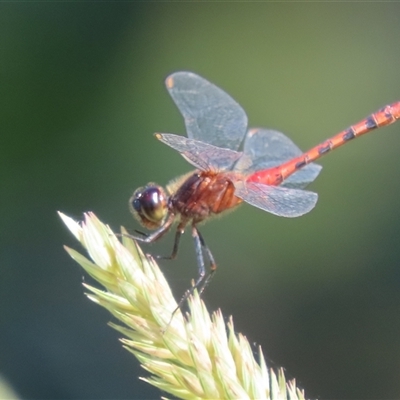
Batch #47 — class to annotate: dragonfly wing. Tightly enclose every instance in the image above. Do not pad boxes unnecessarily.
[165,72,248,151]
[234,180,318,218]
[156,133,242,171]
[234,128,322,188]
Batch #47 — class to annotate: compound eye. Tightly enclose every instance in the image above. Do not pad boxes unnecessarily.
[129,184,167,229]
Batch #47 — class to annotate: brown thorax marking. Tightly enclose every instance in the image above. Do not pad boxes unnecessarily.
[167,170,243,223]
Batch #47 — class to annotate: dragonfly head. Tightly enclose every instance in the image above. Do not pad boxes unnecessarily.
[129,183,168,229]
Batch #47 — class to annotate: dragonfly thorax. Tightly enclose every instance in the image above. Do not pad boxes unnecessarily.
[169,171,243,223]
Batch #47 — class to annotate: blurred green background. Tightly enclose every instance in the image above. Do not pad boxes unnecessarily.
[2,2,400,399]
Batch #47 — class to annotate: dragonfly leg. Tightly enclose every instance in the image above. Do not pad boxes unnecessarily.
[171,225,205,316]
[192,225,206,288]
[195,227,217,295]
[122,214,175,244]
[156,222,185,260]
[165,225,218,329]
[174,225,217,311]
[133,229,148,238]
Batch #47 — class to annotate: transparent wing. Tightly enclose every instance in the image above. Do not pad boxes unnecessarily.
[166,71,248,151]
[156,133,242,171]
[234,128,322,189]
[234,180,318,218]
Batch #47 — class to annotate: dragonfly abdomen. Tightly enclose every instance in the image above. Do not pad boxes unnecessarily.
[247,101,400,186]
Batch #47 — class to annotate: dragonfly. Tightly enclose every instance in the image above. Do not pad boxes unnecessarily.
[129,71,400,298]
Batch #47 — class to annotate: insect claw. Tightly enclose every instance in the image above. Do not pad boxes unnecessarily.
[134,229,149,238]
[154,254,167,260]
